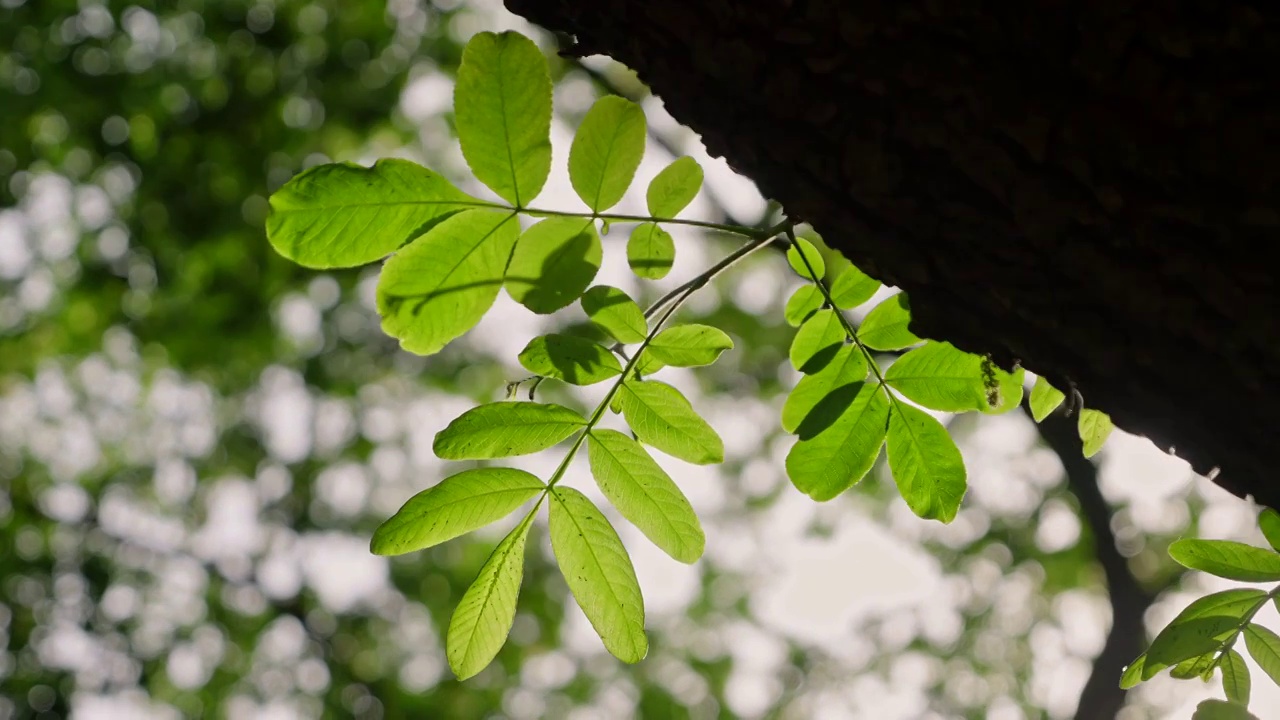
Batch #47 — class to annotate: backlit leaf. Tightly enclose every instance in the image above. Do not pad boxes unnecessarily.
[1078,409,1113,457]
[569,96,646,212]
[887,403,967,523]
[785,285,824,327]
[1029,376,1065,422]
[433,402,586,460]
[518,334,622,386]
[266,159,478,269]
[786,381,889,501]
[1192,700,1259,720]
[790,309,846,373]
[787,237,825,280]
[455,31,552,206]
[1142,588,1267,679]
[370,468,544,556]
[829,265,881,309]
[1221,649,1251,705]
[858,294,920,351]
[1259,509,1280,553]
[627,223,675,280]
[885,341,997,413]
[617,380,723,464]
[1244,623,1280,687]
[549,487,648,662]
[1169,539,1280,582]
[1119,654,1146,689]
[782,344,869,434]
[447,511,533,680]
[581,286,647,344]
[647,325,733,368]
[587,429,705,563]
[505,218,601,314]
[376,209,518,356]
[646,156,703,218]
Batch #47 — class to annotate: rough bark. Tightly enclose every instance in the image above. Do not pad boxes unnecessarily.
[508,0,1280,509]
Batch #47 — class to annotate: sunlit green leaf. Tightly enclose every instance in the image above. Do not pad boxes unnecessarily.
[786,381,889,501]
[581,285,647,344]
[370,468,544,556]
[455,31,552,206]
[785,285,825,327]
[1192,700,1259,720]
[886,403,967,523]
[782,344,869,434]
[829,265,881,309]
[505,218,601,314]
[885,341,996,413]
[790,309,847,374]
[646,156,703,218]
[447,511,533,680]
[981,361,1026,415]
[627,222,675,280]
[588,429,705,563]
[433,402,586,460]
[647,325,733,368]
[787,237,825,280]
[266,159,479,269]
[569,96,646,212]
[1078,408,1113,458]
[1260,509,1280,553]
[1119,654,1146,689]
[1168,540,1280,583]
[1221,649,1251,705]
[518,334,622,386]
[1142,588,1268,679]
[1029,376,1066,422]
[1170,652,1217,679]
[376,209,518,356]
[858,294,920,351]
[618,380,723,464]
[549,487,648,662]
[1244,623,1280,687]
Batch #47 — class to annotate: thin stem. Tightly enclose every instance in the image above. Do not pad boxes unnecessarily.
[543,231,783,492]
[522,205,777,239]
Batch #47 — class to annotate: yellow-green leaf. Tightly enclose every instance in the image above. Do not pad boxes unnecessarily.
[505,218,601,314]
[447,511,533,680]
[646,156,702,218]
[569,96,646,212]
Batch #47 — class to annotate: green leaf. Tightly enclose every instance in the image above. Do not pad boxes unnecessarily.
[787,237,825,280]
[790,309,847,374]
[857,294,920,351]
[617,380,723,464]
[646,325,734,368]
[455,31,552,206]
[1142,588,1268,679]
[786,381,889,501]
[981,361,1026,415]
[518,334,623,386]
[646,156,703,218]
[886,403,967,523]
[569,95,647,212]
[1029,376,1065,422]
[266,159,478,269]
[1192,700,1259,720]
[885,341,1001,413]
[1222,649,1251,705]
[446,512,533,680]
[627,223,675,280]
[433,402,586,460]
[587,429,705,563]
[370,468,544,556]
[829,265,881,309]
[505,218,602,314]
[549,487,648,663]
[1168,540,1280,582]
[1244,623,1280,687]
[781,344,869,434]
[1260,509,1280,553]
[785,285,825,327]
[581,286,647,344]
[376,209,519,356]
[1078,408,1113,458]
[1119,654,1146,689]
[1170,652,1219,679]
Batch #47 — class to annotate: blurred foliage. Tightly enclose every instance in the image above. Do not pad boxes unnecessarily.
[0,1,1224,718]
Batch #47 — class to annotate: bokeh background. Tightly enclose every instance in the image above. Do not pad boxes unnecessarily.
[2,1,1278,718]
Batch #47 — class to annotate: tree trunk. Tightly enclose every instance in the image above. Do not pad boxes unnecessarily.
[508,0,1280,509]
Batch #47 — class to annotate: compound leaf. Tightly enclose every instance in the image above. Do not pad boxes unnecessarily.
[1142,588,1268,679]
[647,325,733,368]
[370,468,544,556]
[618,380,723,464]
[1169,540,1280,583]
[433,402,586,460]
[376,209,518,356]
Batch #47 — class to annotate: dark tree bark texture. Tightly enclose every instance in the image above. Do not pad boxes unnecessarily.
[508,0,1280,509]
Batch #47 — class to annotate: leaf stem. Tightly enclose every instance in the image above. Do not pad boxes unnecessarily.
[522,206,781,239]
